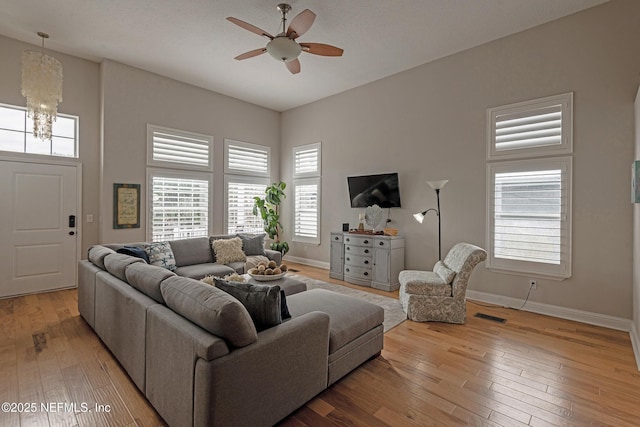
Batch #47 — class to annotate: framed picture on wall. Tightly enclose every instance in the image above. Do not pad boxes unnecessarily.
[113,183,141,228]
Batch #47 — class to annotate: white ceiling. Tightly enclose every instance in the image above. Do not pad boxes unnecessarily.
[1,0,608,112]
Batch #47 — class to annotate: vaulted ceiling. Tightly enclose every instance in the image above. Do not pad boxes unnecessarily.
[0,0,608,111]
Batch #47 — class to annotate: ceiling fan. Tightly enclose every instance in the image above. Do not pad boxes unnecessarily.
[227,3,344,74]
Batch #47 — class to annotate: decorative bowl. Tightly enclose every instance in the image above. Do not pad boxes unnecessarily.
[248,272,286,282]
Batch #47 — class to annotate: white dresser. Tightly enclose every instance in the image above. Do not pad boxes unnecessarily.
[330,232,405,291]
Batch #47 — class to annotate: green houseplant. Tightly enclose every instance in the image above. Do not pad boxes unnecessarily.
[253,181,289,256]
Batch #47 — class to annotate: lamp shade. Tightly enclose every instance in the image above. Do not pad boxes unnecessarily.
[266,37,302,62]
[426,180,448,190]
[413,212,426,223]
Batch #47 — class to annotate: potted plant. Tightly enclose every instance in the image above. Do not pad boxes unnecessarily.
[253,181,289,256]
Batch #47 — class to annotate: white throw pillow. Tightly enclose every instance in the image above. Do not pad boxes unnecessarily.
[212,237,247,265]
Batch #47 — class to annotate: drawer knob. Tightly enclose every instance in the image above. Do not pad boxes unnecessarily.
[346,238,350,242]
[364,260,369,264]
[334,237,339,241]
[364,240,369,244]
[379,242,384,246]
[346,268,350,272]
[346,246,350,251]
[346,257,350,261]
[364,272,369,276]
[364,249,369,254]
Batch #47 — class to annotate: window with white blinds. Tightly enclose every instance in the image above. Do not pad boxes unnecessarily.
[148,170,210,242]
[292,143,321,244]
[0,103,78,158]
[487,93,573,279]
[224,139,270,176]
[487,93,572,160]
[147,124,212,170]
[223,139,271,234]
[293,178,321,244]
[487,158,572,278]
[293,142,321,178]
[225,176,268,234]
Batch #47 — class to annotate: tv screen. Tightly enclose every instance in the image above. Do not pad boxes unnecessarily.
[348,173,401,208]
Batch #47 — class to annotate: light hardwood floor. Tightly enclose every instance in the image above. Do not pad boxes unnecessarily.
[1,262,639,426]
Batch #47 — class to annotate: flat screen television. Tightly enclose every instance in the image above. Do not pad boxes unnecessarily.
[347,172,401,208]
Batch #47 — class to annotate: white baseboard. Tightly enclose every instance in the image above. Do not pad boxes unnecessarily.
[466,290,632,332]
[284,255,330,270]
[631,322,640,371]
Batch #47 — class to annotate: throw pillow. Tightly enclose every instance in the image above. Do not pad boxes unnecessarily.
[214,278,282,330]
[212,237,247,265]
[116,246,150,263]
[144,241,176,271]
[434,260,456,284]
[245,255,270,271]
[238,233,267,256]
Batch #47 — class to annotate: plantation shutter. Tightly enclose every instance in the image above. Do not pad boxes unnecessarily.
[487,93,572,160]
[225,140,270,176]
[150,175,209,242]
[148,125,212,169]
[292,142,321,244]
[494,105,562,151]
[294,180,320,240]
[226,179,268,234]
[487,157,572,278]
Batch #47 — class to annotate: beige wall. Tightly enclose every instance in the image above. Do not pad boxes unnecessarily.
[281,0,640,319]
[0,35,101,253]
[100,60,280,243]
[633,87,640,345]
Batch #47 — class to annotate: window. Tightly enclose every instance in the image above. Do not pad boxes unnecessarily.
[146,125,213,241]
[292,143,321,244]
[487,158,572,278]
[224,139,271,234]
[147,124,212,170]
[486,94,573,279]
[225,176,268,234]
[487,93,573,160]
[0,103,78,158]
[224,139,270,177]
[147,169,210,242]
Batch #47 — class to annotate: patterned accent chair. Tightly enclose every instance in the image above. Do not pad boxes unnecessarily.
[398,243,486,324]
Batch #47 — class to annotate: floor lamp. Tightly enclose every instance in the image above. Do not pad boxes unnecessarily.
[413,180,448,260]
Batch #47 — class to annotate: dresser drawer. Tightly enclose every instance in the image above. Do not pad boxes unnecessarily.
[343,265,372,280]
[331,233,343,243]
[344,253,372,268]
[343,235,373,247]
[344,245,372,256]
[374,238,391,249]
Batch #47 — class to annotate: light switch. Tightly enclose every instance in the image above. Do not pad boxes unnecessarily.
[86,214,94,223]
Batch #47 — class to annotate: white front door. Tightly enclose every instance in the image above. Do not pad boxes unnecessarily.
[0,160,79,298]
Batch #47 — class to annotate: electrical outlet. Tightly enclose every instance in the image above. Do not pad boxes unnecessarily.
[529,279,537,289]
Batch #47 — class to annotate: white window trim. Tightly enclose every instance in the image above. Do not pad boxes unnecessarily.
[146,124,213,171]
[485,156,572,280]
[293,142,322,178]
[487,93,573,161]
[292,176,322,245]
[224,139,271,177]
[0,102,79,158]
[223,174,270,235]
[146,167,213,242]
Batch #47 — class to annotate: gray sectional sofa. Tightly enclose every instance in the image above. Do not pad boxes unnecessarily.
[77,235,384,427]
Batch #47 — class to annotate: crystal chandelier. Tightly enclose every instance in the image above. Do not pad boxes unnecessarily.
[21,32,63,141]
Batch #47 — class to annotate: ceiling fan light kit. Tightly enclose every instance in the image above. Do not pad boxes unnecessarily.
[227,3,343,74]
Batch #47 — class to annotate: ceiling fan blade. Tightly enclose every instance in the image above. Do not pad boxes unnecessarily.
[286,9,316,39]
[227,17,274,39]
[286,58,301,74]
[300,43,344,57]
[234,48,267,60]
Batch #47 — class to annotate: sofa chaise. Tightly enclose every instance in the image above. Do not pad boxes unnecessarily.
[77,234,384,427]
